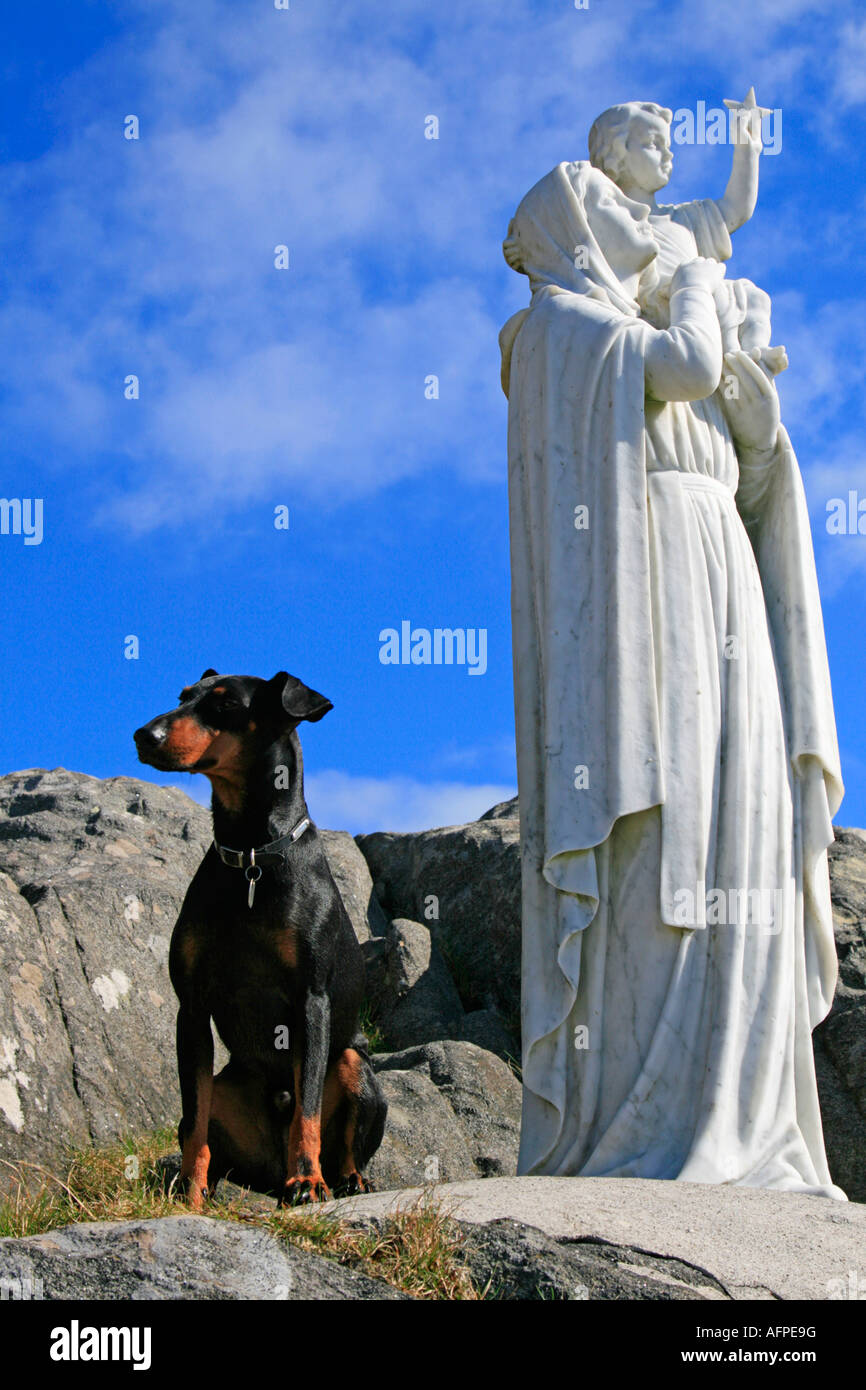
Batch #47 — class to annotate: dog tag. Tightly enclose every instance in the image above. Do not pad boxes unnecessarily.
[246,864,262,908]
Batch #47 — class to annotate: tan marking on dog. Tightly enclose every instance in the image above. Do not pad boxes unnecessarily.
[286,1112,328,1198]
[178,930,202,975]
[163,716,216,768]
[180,1066,214,1208]
[285,1062,328,1193]
[210,1071,273,1156]
[200,731,250,812]
[322,1049,365,1178]
[275,927,299,970]
[336,1048,363,1096]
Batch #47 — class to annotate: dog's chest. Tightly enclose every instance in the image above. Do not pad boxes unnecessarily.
[201,926,302,1064]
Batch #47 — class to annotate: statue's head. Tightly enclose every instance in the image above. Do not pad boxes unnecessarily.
[502,162,657,313]
[589,103,673,197]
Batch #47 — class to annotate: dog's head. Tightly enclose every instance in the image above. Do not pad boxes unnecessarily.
[133,669,332,779]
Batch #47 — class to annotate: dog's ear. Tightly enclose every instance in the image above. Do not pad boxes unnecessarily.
[200,668,218,681]
[264,671,333,724]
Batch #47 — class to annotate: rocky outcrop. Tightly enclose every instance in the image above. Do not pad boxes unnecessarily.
[827,828,866,988]
[0,769,213,1171]
[3,1171,865,1300]
[814,828,866,1202]
[0,1215,406,1300]
[456,1218,732,1300]
[357,815,521,1033]
[318,830,389,944]
[362,919,464,1050]
[367,1041,521,1190]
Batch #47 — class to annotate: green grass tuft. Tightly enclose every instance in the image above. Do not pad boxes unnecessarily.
[358,998,387,1054]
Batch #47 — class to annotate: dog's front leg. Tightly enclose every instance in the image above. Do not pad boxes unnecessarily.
[177,1003,214,1211]
[282,990,331,1205]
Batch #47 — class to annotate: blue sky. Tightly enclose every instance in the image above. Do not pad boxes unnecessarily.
[0,0,864,832]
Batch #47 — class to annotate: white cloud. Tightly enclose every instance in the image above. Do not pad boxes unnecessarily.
[833,20,866,107]
[306,769,516,835]
[799,433,866,596]
[93,281,506,531]
[1,0,862,533]
[435,735,517,774]
[771,293,866,443]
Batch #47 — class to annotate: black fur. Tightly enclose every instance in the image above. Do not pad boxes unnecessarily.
[134,669,387,1203]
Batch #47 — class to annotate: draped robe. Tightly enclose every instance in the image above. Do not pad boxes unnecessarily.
[503,162,845,1196]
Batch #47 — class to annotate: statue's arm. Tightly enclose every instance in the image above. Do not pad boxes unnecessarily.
[716,108,762,232]
[644,262,723,402]
[734,439,780,525]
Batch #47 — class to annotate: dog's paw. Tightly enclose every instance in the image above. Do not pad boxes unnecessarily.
[180,1179,209,1212]
[279,1176,331,1207]
[332,1171,374,1198]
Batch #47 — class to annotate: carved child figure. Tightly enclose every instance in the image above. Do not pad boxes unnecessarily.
[588,95,785,376]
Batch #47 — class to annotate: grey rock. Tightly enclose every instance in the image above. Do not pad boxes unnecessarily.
[0,870,88,1171]
[812,1029,866,1205]
[357,816,521,1026]
[479,797,519,822]
[375,1040,521,1178]
[153,1151,182,1192]
[0,769,214,1171]
[0,1215,407,1300]
[827,828,866,993]
[364,1068,477,1191]
[818,999,866,1120]
[328,1174,866,1301]
[457,1217,730,1300]
[362,918,464,1049]
[318,829,389,944]
[458,1009,519,1064]
[817,827,866,1201]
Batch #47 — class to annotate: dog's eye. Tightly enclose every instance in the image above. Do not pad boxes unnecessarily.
[207,696,245,723]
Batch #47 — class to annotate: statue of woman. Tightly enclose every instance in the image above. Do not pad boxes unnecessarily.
[501,159,846,1197]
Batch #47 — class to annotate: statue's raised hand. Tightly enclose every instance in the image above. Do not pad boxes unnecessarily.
[720,348,780,454]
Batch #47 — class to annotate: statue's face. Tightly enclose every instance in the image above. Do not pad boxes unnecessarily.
[622,113,672,194]
[583,172,657,279]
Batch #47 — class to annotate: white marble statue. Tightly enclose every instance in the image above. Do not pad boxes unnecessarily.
[500,153,846,1197]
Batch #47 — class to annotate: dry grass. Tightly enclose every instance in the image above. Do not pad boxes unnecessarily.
[0,1131,481,1300]
[248,1189,481,1300]
[0,1127,180,1237]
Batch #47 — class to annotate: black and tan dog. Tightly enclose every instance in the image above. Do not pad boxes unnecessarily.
[134,669,386,1207]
